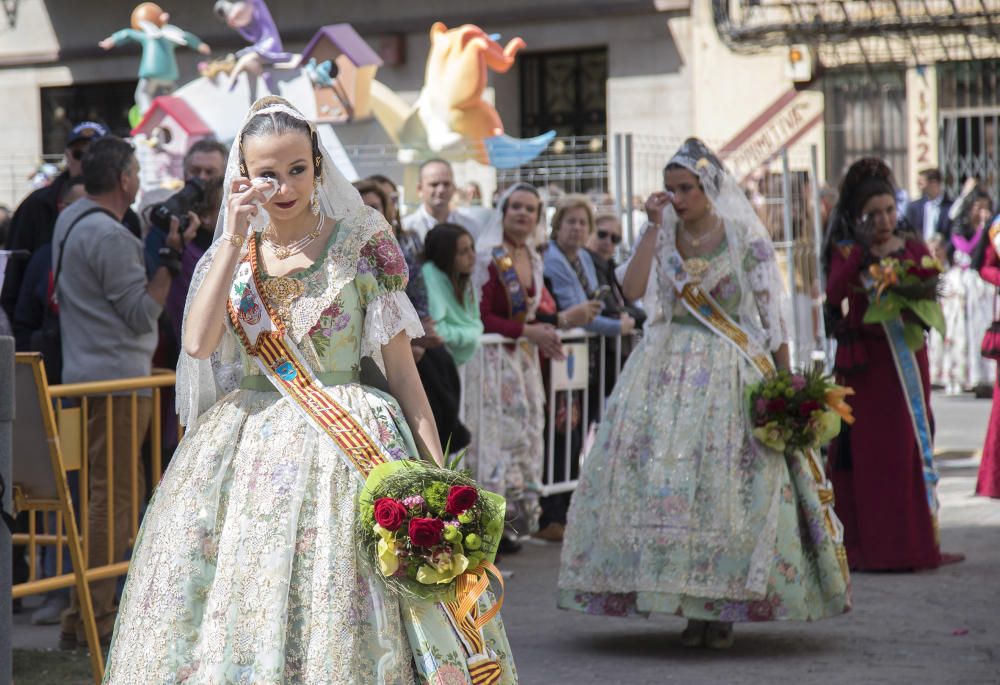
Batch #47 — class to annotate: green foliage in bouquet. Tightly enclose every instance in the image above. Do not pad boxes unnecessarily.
[356,457,505,602]
[747,367,855,453]
[862,256,946,351]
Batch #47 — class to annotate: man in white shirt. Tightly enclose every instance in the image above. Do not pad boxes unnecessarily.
[905,168,953,242]
[402,158,479,240]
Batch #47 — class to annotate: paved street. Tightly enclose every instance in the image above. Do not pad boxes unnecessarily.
[11,393,1000,684]
[497,392,1000,685]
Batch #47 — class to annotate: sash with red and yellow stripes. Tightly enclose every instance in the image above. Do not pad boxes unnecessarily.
[227,234,505,684]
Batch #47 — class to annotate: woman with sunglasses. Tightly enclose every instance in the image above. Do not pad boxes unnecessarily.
[543,195,635,339]
[586,213,646,331]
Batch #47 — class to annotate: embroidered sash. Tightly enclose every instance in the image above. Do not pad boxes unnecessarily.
[492,246,529,322]
[861,276,940,524]
[227,235,504,684]
[662,249,849,581]
[663,252,774,378]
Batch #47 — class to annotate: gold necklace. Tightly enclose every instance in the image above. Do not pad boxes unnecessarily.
[679,217,722,247]
[263,214,325,260]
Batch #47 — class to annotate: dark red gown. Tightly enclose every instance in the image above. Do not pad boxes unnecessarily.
[976,245,1000,498]
[826,238,941,571]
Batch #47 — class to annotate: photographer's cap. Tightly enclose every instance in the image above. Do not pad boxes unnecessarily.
[66,121,108,147]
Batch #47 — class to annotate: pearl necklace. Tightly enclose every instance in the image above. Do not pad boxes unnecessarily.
[263,214,325,260]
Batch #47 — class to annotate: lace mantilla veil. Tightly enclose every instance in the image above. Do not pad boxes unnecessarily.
[176,97,399,428]
[621,138,790,355]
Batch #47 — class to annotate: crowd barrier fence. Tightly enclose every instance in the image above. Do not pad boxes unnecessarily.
[466,329,632,498]
[10,353,177,684]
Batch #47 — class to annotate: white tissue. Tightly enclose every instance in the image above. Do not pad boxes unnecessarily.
[248,177,279,232]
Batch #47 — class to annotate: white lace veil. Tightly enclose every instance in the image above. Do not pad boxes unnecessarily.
[176,97,371,428]
[472,182,546,319]
[626,138,790,353]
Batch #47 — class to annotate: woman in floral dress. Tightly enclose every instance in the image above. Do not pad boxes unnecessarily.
[102,97,516,684]
[558,139,850,649]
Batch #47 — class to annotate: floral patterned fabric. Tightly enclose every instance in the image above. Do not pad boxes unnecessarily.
[558,243,850,623]
[463,342,545,536]
[103,223,517,684]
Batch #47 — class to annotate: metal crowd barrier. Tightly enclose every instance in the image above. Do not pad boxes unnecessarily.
[467,329,632,497]
[10,353,177,684]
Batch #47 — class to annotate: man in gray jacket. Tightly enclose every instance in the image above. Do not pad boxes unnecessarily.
[51,135,183,648]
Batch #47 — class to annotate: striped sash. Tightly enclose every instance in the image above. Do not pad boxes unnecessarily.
[861,275,940,526]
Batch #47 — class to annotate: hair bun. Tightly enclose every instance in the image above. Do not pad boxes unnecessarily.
[843,157,894,189]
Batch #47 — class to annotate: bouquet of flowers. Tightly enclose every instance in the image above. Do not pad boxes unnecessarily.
[357,458,505,602]
[748,368,855,453]
[863,255,946,351]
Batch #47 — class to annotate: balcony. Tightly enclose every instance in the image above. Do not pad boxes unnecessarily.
[713,0,1000,66]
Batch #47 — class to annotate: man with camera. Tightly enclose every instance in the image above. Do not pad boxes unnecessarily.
[143,139,227,276]
[143,139,227,364]
[52,135,182,649]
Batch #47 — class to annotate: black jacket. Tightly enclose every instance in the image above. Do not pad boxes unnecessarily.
[1,173,67,319]
[904,195,953,241]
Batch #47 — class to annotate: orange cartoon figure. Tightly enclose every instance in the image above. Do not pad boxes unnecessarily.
[419,22,524,153]
[369,22,553,167]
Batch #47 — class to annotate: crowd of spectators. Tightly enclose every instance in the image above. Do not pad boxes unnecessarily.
[2,125,643,635]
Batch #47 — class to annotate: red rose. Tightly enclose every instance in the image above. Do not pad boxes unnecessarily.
[445,485,479,516]
[907,265,939,281]
[766,398,787,414]
[408,517,445,546]
[798,400,822,417]
[373,498,408,532]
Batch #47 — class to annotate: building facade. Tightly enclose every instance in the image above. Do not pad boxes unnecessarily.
[12,2,995,209]
[1,0,833,208]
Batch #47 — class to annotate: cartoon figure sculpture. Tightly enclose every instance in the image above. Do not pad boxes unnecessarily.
[421,22,523,150]
[212,0,295,90]
[370,22,555,168]
[100,3,211,115]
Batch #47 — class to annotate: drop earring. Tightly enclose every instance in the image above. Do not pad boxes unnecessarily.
[311,177,321,216]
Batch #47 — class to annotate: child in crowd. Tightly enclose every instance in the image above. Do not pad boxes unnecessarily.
[422,222,483,366]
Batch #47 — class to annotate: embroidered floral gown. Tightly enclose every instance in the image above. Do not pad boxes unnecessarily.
[464,255,546,537]
[103,219,517,684]
[938,242,993,392]
[558,237,851,622]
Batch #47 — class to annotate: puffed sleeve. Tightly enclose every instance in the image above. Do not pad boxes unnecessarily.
[355,226,424,367]
[743,233,791,352]
[826,241,865,305]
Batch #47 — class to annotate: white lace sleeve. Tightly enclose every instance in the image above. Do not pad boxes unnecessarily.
[361,291,425,372]
[616,220,666,323]
[743,232,791,352]
[176,241,246,428]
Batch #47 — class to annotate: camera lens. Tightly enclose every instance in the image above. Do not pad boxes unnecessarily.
[149,178,205,233]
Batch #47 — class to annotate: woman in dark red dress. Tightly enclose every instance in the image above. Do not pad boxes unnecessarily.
[976,229,1000,498]
[823,159,941,571]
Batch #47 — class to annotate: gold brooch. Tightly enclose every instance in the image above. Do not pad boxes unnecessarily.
[261,277,305,322]
[696,157,710,170]
[683,257,710,284]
